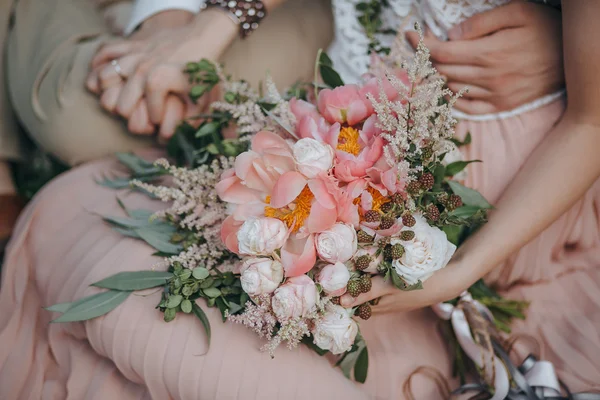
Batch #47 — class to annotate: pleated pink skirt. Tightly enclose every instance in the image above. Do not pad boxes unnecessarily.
[1,98,599,399]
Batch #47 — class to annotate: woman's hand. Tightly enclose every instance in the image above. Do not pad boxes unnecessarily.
[87,9,237,140]
[340,260,471,315]
[406,2,564,114]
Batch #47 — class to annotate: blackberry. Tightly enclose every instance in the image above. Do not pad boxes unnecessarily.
[379,216,395,230]
[330,296,341,305]
[407,181,422,195]
[391,193,404,206]
[363,210,381,223]
[400,230,416,241]
[347,280,361,298]
[426,204,440,222]
[391,243,405,260]
[378,237,391,248]
[402,213,416,227]
[421,147,434,161]
[356,303,372,320]
[358,275,372,293]
[383,244,393,260]
[446,194,463,211]
[418,173,435,190]
[380,201,394,214]
[357,230,374,243]
[354,255,372,271]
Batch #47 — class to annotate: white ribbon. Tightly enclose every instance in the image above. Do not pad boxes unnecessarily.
[432,292,563,399]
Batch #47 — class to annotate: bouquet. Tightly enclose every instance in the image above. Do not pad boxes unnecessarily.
[48,28,525,385]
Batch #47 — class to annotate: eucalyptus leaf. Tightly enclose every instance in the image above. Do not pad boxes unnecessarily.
[112,227,141,239]
[167,295,183,308]
[203,287,221,298]
[51,290,131,323]
[178,269,192,281]
[135,228,183,255]
[164,307,177,322]
[181,299,193,314]
[448,180,493,209]
[45,301,74,313]
[92,271,173,291]
[448,205,483,219]
[354,346,369,383]
[195,122,220,138]
[192,267,210,280]
[445,160,481,177]
[192,303,211,346]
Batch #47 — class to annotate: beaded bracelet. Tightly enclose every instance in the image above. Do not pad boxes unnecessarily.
[202,0,267,39]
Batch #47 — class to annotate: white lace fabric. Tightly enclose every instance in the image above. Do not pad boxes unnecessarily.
[328,0,565,121]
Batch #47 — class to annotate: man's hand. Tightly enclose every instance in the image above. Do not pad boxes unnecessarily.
[406,2,564,114]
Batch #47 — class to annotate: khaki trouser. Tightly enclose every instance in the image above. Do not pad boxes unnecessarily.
[1,0,332,166]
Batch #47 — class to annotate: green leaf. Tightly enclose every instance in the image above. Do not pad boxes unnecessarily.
[45,301,74,313]
[164,307,177,322]
[135,228,183,255]
[442,225,463,246]
[318,51,334,67]
[203,287,221,298]
[389,269,424,291]
[448,205,483,219]
[181,299,193,314]
[195,122,220,138]
[320,65,345,88]
[445,160,481,177]
[354,346,369,383]
[433,164,446,186]
[92,271,173,291]
[190,84,209,101]
[178,269,192,281]
[227,302,243,315]
[192,267,210,280]
[51,290,131,323]
[167,295,183,308]
[192,302,211,346]
[448,180,493,209]
[450,132,472,147]
[115,153,161,176]
[301,336,329,356]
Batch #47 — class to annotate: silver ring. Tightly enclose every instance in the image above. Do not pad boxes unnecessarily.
[111,59,126,79]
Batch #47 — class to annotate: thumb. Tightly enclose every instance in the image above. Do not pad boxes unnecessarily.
[447,1,527,40]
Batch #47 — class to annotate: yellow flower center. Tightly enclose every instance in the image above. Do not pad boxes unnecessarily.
[355,187,391,221]
[264,185,314,232]
[336,126,361,156]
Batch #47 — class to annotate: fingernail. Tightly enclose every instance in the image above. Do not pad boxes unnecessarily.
[448,25,462,40]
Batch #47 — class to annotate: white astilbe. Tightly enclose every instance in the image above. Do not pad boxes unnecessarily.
[132,157,236,270]
[368,23,465,176]
[211,73,296,139]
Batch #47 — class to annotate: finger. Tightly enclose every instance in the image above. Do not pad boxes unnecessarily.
[340,276,394,308]
[115,72,146,119]
[91,40,138,69]
[97,54,142,90]
[453,98,497,115]
[435,64,488,86]
[158,96,186,143]
[128,100,155,135]
[406,32,481,65]
[146,65,189,125]
[100,83,123,114]
[86,69,100,93]
[446,82,492,99]
[447,1,528,40]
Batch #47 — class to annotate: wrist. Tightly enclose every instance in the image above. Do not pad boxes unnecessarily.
[140,10,195,32]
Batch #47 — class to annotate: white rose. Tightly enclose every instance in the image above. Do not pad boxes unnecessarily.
[272,275,318,320]
[392,214,456,285]
[443,142,467,181]
[317,262,351,296]
[312,304,358,355]
[237,217,287,256]
[293,138,334,178]
[316,223,358,263]
[240,258,284,296]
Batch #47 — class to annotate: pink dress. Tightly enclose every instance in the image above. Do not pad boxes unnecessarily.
[1,96,599,399]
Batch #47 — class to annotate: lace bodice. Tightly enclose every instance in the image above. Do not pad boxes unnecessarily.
[328,0,564,120]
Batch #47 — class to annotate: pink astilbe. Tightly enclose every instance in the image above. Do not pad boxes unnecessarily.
[227,295,278,339]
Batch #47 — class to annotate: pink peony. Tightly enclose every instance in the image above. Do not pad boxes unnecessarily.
[271,275,318,320]
[317,262,351,296]
[292,138,334,178]
[317,85,371,126]
[315,223,357,264]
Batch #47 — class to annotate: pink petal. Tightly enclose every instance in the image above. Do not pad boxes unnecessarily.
[270,171,307,209]
[306,201,337,233]
[215,174,262,204]
[281,234,317,277]
[308,178,336,209]
[346,100,370,126]
[221,215,241,253]
[251,130,291,154]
